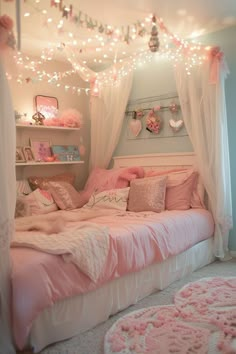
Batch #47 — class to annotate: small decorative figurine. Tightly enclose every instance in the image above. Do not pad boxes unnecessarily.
[32,111,45,125]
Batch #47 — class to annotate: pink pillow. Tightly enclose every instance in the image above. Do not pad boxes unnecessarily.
[84,166,144,199]
[145,168,205,209]
[28,173,75,191]
[127,176,167,212]
[45,181,85,210]
[165,171,198,210]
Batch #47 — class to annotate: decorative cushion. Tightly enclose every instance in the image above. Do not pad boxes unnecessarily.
[127,176,167,213]
[145,168,205,209]
[15,188,58,217]
[28,173,75,191]
[191,175,205,208]
[44,181,83,210]
[85,187,130,211]
[165,171,198,210]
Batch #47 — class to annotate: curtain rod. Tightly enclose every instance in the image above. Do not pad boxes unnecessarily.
[125,105,180,115]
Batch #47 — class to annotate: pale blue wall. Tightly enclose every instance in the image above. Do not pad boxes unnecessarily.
[114,25,236,251]
[114,57,193,156]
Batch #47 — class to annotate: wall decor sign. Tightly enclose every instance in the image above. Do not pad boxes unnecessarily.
[30,139,52,162]
[51,145,80,161]
[125,93,188,140]
[35,95,59,119]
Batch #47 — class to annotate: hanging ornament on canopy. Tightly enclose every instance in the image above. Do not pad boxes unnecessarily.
[148,15,160,53]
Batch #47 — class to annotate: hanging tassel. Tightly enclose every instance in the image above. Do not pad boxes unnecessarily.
[69,4,73,17]
[62,6,69,18]
[59,0,63,11]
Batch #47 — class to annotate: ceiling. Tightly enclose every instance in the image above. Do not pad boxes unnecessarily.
[1,0,236,67]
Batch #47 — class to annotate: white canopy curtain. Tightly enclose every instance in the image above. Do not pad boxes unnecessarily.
[174,49,233,259]
[65,50,134,169]
[0,57,16,354]
[89,71,133,169]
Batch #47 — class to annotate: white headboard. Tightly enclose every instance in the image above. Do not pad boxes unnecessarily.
[113,152,196,171]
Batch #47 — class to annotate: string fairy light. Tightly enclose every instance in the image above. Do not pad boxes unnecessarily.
[6,1,217,95]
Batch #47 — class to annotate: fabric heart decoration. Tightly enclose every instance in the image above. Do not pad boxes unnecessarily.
[169,119,184,132]
[129,119,142,137]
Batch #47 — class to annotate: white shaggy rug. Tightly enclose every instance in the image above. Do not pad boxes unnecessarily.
[104,277,236,353]
[41,259,236,354]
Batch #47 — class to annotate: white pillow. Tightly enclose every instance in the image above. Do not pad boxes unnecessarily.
[15,189,58,217]
[85,187,130,211]
[16,179,32,196]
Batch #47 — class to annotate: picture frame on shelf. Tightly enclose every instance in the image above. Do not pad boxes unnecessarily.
[35,95,59,119]
[30,139,52,162]
[16,147,26,163]
[23,146,35,162]
[51,145,80,162]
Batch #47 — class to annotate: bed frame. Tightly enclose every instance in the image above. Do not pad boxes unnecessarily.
[24,152,215,352]
[113,152,197,170]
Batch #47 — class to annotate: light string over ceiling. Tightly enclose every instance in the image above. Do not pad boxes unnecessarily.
[26,0,153,45]
[3,0,220,93]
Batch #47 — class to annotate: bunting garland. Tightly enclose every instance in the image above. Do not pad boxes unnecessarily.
[26,0,152,45]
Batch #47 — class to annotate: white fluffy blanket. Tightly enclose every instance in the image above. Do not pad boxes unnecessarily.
[13,210,111,282]
[14,208,110,234]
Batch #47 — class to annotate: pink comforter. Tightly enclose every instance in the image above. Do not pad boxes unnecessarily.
[11,208,214,349]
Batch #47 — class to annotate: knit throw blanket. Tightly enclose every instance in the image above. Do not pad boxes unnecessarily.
[104,277,236,354]
[12,222,109,282]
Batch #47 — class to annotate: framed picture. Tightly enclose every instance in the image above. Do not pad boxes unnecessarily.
[51,145,80,161]
[16,147,26,163]
[30,139,52,162]
[23,146,35,162]
[35,95,59,119]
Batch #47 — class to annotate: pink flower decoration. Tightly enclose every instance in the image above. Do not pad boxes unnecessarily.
[0,15,14,31]
[0,14,15,50]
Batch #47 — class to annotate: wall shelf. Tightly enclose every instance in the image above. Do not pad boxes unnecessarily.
[16,161,84,167]
[16,124,80,131]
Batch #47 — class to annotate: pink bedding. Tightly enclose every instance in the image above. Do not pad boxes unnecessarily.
[11,208,214,349]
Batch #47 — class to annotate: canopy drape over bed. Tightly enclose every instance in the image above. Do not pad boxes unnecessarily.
[71,48,233,258]
[174,49,232,258]
[0,57,16,354]
[0,7,233,353]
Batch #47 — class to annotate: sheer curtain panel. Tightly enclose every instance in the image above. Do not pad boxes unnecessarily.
[174,49,233,259]
[0,57,16,354]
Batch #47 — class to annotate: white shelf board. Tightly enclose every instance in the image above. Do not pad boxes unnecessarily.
[16,161,84,167]
[16,124,80,131]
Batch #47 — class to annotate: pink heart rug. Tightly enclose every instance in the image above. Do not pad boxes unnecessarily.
[104,277,236,354]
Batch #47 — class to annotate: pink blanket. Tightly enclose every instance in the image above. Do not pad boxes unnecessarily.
[11,208,214,349]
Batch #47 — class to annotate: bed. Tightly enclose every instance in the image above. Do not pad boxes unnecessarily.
[11,152,215,353]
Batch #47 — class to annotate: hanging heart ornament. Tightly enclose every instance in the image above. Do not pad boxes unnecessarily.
[169,119,184,132]
[129,119,142,137]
